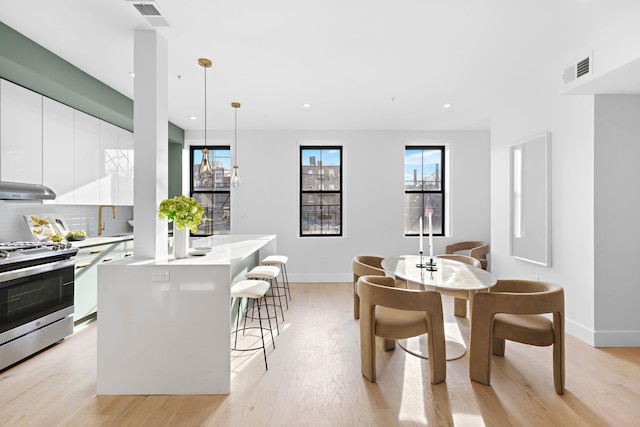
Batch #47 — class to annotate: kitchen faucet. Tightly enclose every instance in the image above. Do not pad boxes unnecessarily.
[98,205,117,236]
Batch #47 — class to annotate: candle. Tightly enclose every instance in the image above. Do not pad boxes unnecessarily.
[425,207,434,258]
[419,216,424,253]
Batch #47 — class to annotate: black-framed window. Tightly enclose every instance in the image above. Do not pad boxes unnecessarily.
[190,145,231,236]
[404,146,445,236]
[300,146,342,237]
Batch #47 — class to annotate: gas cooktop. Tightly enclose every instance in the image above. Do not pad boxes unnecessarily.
[0,241,78,272]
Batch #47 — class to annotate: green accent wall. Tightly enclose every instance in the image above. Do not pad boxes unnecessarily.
[0,21,184,196]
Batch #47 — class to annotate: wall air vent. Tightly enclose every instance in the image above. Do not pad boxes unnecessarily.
[127,1,170,27]
[562,53,593,87]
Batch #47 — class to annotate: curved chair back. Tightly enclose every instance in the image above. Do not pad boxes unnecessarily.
[358,275,446,384]
[445,241,489,269]
[352,255,385,319]
[469,279,565,394]
[434,254,482,318]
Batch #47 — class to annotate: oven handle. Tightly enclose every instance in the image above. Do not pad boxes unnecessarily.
[0,258,76,284]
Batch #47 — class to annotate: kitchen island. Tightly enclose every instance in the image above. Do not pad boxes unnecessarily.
[96,234,276,395]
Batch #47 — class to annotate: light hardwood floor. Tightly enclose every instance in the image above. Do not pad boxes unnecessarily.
[1,282,639,426]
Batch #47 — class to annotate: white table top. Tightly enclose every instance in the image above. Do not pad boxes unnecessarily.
[381,255,496,291]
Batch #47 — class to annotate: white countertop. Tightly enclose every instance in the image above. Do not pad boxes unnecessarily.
[101,234,276,266]
[72,234,133,248]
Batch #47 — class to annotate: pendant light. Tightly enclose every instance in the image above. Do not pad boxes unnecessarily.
[231,102,241,188]
[198,58,213,181]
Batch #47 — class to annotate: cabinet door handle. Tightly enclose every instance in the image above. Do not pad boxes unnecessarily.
[102,257,114,263]
[90,249,103,254]
[124,252,133,257]
[76,262,91,269]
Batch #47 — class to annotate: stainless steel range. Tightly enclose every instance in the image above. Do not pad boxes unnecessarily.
[0,241,78,371]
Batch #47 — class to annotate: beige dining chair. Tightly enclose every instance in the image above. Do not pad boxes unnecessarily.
[352,255,386,320]
[469,279,565,394]
[358,275,446,384]
[435,254,482,318]
[445,241,489,270]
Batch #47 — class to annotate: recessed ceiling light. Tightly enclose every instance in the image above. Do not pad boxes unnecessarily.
[303,103,311,108]
[442,103,452,108]
[189,116,197,120]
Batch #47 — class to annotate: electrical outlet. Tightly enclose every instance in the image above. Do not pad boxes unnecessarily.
[151,270,169,282]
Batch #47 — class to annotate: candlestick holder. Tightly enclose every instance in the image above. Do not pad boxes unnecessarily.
[416,251,427,268]
[425,257,438,272]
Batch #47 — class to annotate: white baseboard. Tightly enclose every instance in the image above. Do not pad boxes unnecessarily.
[593,330,640,347]
[288,273,351,283]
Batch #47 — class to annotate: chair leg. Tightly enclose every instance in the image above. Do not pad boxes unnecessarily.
[360,317,376,382]
[553,342,564,395]
[454,297,467,317]
[383,339,395,351]
[272,277,285,321]
[282,263,291,301]
[233,298,243,348]
[492,337,505,356]
[469,322,493,386]
[263,295,276,347]
[354,277,360,320]
[255,297,268,370]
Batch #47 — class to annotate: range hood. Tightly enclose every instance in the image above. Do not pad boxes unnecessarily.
[0,181,56,200]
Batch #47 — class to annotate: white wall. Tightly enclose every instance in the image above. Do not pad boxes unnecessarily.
[594,95,640,345]
[186,129,490,282]
[490,3,640,346]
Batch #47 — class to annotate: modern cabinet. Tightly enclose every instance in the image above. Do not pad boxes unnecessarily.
[74,238,133,323]
[0,79,43,184]
[117,128,134,206]
[99,121,119,204]
[73,110,100,205]
[42,97,75,203]
[0,78,135,205]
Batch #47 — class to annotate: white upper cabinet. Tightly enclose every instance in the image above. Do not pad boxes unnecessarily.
[0,79,43,184]
[74,110,100,205]
[42,97,75,203]
[99,120,119,204]
[117,128,134,206]
[1,79,135,206]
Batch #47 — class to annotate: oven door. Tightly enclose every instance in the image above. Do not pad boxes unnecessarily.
[0,258,75,340]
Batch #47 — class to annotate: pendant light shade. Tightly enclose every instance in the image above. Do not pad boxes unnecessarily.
[198,58,213,181]
[231,102,241,188]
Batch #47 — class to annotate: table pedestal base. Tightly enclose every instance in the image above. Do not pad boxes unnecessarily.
[397,321,467,361]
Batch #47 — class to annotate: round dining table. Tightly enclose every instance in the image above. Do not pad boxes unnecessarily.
[381,255,497,360]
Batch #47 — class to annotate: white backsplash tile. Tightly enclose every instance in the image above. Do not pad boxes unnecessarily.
[0,202,133,241]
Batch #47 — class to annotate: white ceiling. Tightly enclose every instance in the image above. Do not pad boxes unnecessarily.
[0,0,634,131]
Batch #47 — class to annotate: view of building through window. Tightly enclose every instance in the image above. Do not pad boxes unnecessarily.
[190,146,231,236]
[404,146,445,236]
[300,146,342,236]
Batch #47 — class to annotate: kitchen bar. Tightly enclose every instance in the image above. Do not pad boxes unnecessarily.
[96,234,276,395]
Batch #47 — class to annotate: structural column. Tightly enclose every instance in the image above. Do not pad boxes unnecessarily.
[133,29,168,260]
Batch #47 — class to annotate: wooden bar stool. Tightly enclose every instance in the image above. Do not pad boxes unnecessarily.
[261,255,291,307]
[246,265,285,322]
[231,279,276,370]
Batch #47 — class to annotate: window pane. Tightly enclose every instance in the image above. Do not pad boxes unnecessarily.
[404,193,443,235]
[301,148,341,191]
[301,193,341,235]
[191,192,231,235]
[192,148,231,191]
[405,148,442,191]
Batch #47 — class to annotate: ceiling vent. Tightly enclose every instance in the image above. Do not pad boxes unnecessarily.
[562,53,593,87]
[127,1,170,27]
